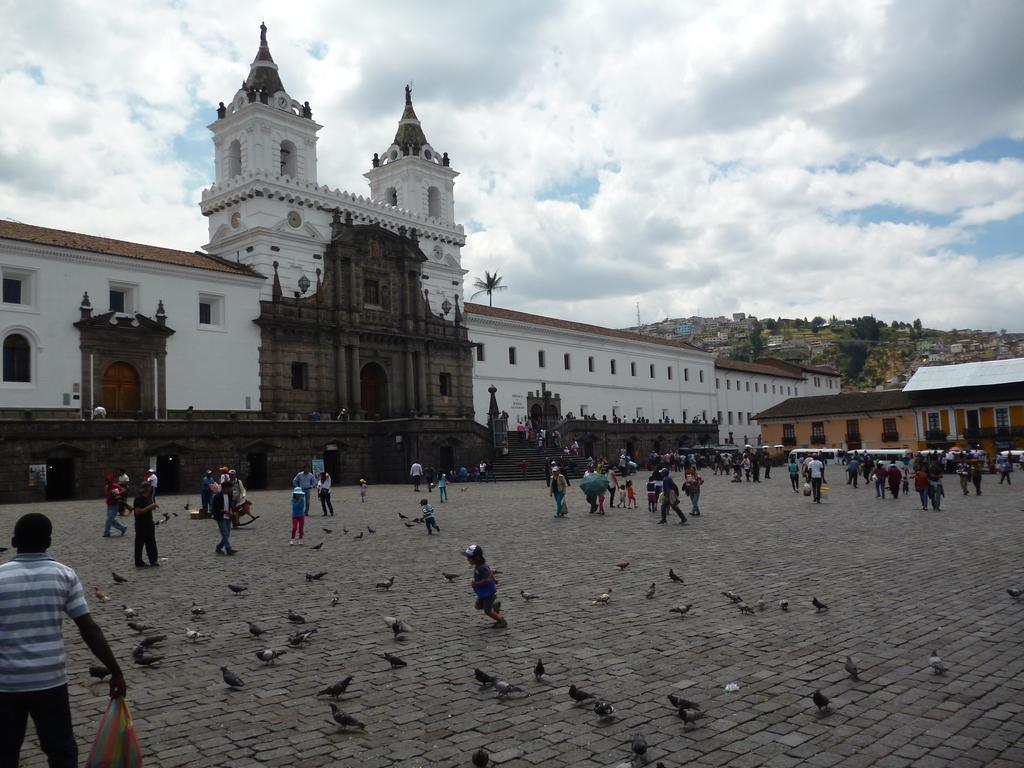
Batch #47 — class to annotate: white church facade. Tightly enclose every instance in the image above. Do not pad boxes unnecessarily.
[0,22,839,448]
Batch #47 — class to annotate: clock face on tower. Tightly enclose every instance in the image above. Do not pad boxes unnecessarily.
[288,211,302,228]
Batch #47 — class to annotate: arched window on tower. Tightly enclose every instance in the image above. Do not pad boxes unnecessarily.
[427,186,441,219]
[227,140,242,178]
[386,187,398,207]
[279,140,298,177]
[2,333,30,382]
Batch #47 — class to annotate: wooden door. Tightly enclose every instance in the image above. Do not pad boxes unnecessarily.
[102,362,140,417]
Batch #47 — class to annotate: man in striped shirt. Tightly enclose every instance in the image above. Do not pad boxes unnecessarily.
[0,513,126,767]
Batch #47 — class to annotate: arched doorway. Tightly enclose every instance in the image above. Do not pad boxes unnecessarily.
[360,363,388,418]
[102,362,140,418]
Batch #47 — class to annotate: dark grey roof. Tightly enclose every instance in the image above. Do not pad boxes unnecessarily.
[755,390,912,421]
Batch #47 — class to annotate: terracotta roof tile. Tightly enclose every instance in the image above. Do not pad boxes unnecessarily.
[755,390,912,420]
[0,220,263,277]
[715,356,804,379]
[464,302,707,353]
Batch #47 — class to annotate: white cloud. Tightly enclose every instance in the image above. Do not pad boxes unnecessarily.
[0,0,1022,330]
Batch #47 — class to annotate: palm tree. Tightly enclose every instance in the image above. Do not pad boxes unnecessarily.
[471,271,508,307]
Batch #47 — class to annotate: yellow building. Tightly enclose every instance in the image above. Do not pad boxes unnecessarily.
[756,391,916,451]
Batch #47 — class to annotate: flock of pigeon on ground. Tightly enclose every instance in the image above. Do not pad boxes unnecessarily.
[79,507,1024,768]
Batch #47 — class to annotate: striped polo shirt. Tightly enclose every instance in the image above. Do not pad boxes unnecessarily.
[0,553,89,692]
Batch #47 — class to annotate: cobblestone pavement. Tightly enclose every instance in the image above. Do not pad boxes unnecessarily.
[4,469,1024,768]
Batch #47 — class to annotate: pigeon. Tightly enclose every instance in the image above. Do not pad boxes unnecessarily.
[591,591,612,605]
[385,616,411,638]
[329,703,365,729]
[668,568,684,583]
[137,634,165,648]
[534,659,545,680]
[667,694,701,710]
[127,621,153,633]
[398,512,409,520]
[286,628,318,646]
[568,684,595,703]
[471,748,490,767]
[133,654,162,666]
[330,591,340,607]
[631,732,648,756]
[779,599,790,611]
[305,571,328,582]
[474,668,497,688]
[318,676,353,698]
[1007,588,1023,599]
[493,679,518,697]
[221,667,244,688]
[89,665,111,680]
[228,584,248,595]
[722,590,742,604]
[131,644,148,659]
[185,628,202,641]
[376,576,395,591]
[520,590,539,601]
[404,522,416,528]
[929,650,946,675]
[121,605,137,618]
[247,621,267,638]
[614,561,630,571]
[645,583,657,599]
[844,656,860,681]
[255,648,287,664]
[367,526,376,534]
[94,588,110,602]
[342,527,349,534]
[812,689,831,713]
[111,572,129,584]
[190,602,205,617]
[311,542,324,550]
[594,701,616,718]
[677,707,705,725]
[736,602,755,615]
[354,532,364,540]
[669,604,693,617]
[443,573,461,582]
[287,609,307,624]
[383,653,406,669]
[756,593,767,612]
[812,597,829,612]
[322,527,332,533]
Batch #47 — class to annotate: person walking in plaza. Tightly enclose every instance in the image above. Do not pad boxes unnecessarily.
[132,482,160,567]
[970,459,984,495]
[996,453,1013,484]
[807,453,825,503]
[102,472,128,538]
[317,471,335,516]
[144,468,158,500]
[212,480,237,555]
[290,486,307,544]
[608,466,620,508]
[926,457,944,511]
[846,455,860,487]
[0,513,127,768]
[873,462,887,499]
[420,498,440,534]
[409,460,423,491]
[956,459,971,495]
[886,462,902,499]
[658,469,687,524]
[914,465,930,510]
[201,469,216,515]
[292,466,317,514]
[359,478,368,503]
[625,479,637,508]
[862,455,874,486]
[683,468,703,516]
[437,471,448,502]
[549,466,568,518]
[788,456,800,493]
[646,472,659,512]
[463,544,506,628]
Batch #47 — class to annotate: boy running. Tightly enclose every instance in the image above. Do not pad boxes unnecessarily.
[463,544,506,628]
[420,499,440,534]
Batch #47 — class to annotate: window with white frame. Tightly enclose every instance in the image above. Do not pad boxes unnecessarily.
[684,368,689,381]
[476,344,485,362]
[636,407,644,419]
[580,404,590,416]
[563,353,571,370]
[610,359,617,375]
[198,294,224,328]
[2,332,31,383]
[649,363,655,378]
[630,361,636,377]
[1,268,34,308]
[538,350,546,368]
[663,409,670,421]
[108,282,137,314]
[587,356,594,373]
[995,408,1010,431]
[508,347,517,365]
[667,366,673,380]
[699,369,704,383]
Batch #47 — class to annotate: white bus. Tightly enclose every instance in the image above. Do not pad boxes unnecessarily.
[848,448,913,464]
[788,448,846,465]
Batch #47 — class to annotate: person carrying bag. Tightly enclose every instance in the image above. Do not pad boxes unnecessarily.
[86,697,143,768]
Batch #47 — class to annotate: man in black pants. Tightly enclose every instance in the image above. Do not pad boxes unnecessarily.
[132,483,159,567]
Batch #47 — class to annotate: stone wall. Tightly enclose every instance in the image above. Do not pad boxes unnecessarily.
[558,419,718,461]
[0,417,490,504]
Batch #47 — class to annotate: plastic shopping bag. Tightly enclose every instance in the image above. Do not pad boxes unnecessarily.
[86,698,143,768]
[802,483,811,496]
[820,484,831,494]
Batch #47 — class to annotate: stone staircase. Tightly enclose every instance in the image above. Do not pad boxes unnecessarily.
[487,432,583,482]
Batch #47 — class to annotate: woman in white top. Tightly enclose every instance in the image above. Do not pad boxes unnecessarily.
[317,472,334,516]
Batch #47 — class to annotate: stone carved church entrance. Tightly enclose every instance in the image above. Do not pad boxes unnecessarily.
[102,362,141,417]
[360,363,388,418]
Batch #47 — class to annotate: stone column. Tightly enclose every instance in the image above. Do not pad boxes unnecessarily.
[334,337,347,414]
[350,345,361,417]
[404,346,415,414]
[413,351,424,414]
[422,344,433,415]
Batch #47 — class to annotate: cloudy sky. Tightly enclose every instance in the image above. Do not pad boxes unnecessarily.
[2,1,1023,330]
